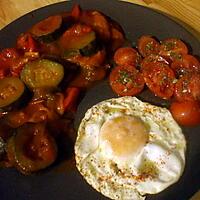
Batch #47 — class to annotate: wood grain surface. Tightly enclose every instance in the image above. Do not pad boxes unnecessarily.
[0,0,200,199]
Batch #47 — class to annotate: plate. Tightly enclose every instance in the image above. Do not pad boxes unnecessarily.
[0,0,200,200]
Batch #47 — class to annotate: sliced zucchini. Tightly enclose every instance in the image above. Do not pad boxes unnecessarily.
[14,123,57,173]
[20,59,64,89]
[80,39,101,57]
[58,24,96,50]
[30,15,63,43]
[0,77,25,108]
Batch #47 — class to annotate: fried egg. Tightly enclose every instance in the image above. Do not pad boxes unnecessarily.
[75,96,186,200]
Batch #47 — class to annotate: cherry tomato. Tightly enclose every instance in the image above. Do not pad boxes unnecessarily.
[174,74,200,102]
[159,38,188,61]
[109,65,144,96]
[140,54,169,72]
[137,35,160,57]
[114,47,141,67]
[143,62,175,99]
[171,54,200,77]
[170,101,200,126]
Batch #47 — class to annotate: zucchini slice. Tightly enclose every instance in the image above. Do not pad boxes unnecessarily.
[0,77,25,108]
[20,59,64,89]
[14,123,57,173]
[30,15,63,43]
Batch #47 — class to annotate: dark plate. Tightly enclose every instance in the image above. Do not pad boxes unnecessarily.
[0,0,200,200]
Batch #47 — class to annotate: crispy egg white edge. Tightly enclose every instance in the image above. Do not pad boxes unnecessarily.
[75,96,186,199]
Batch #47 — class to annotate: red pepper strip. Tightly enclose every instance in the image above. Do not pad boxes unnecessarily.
[63,87,80,112]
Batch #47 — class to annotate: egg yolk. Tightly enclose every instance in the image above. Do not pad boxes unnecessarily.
[100,115,149,157]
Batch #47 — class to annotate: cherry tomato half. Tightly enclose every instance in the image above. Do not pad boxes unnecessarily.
[114,47,141,67]
[140,54,169,72]
[171,54,200,77]
[159,38,188,61]
[143,62,175,99]
[109,65,144,96]
[174,74,200,102]
[170,101,200,126]
[137,35,160,57]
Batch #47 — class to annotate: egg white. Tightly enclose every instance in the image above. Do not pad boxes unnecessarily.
[75,96,186,199]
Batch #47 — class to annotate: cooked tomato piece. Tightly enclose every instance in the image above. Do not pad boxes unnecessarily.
[143,62,175,99]
[114,47,141,67]
[159,38,188,61]
[170,100,200,126]
[70,4,81,20]
[70,66,106,88]
[109,65,144,96]
[174,74,200,101]
[137,35,160,57]
[0,48,20,61]
[67,49,106,68]
[80,10,111,41]
[171,54,200,77]
[16,33,38,52]
[108,19,125,52]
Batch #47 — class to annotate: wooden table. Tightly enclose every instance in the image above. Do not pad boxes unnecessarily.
[0,0,200,199]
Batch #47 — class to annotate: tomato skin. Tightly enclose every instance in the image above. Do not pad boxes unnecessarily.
[174,74,200,102]
[171,54,200,77]
[114,47,141,67]
[80,10,111,41]
[140,54,170,72]
[170,101,200,126]
[159,38,188,61]
[109,65,144,96]
[143,62,175,99]
[137,35,160,57]
[16,33,38,52]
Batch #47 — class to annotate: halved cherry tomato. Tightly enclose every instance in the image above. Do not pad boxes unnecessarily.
[174,74,200,102]
[170,100,200,126]
[113,47,141,67]
[16,33,38,52]
[143,62,175,99]
[137,35,160,57]
[140,54,169,72]
[109,65,144,96]
[171,54,200,77]
[159,38,188,61]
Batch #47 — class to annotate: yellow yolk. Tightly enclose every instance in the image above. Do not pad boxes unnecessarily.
[100,115,149,157]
